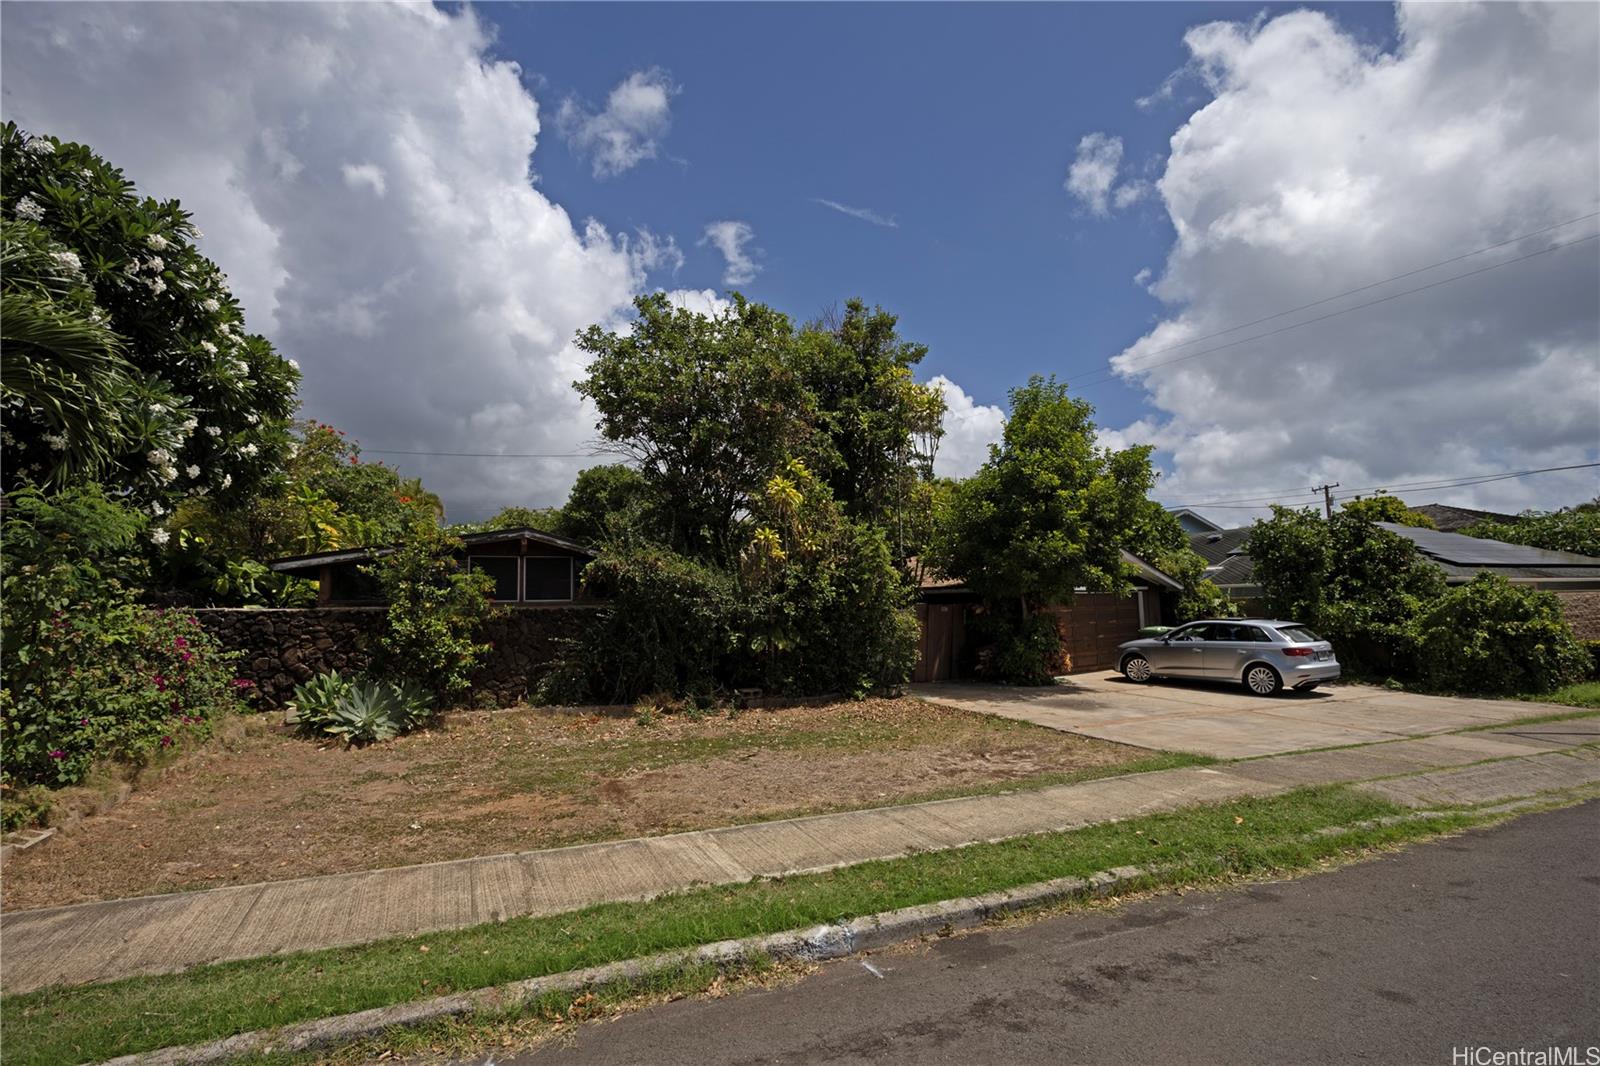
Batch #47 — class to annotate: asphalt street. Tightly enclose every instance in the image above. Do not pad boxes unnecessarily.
[495,800,1600,1066]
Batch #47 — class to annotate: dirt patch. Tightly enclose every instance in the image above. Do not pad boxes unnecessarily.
[0,698,1147,911]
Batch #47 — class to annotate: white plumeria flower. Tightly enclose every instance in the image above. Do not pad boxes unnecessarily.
[220,474,233,490]
[287,358,300,371]
[14,196,45,222]
[204,425,222,438]
[186,464,201,479]
[180,417,198,434]
[200,341,217,355]
[43,432,68,450]
[146,233,170,251]
[239,443,259,457]
[149,403,169,416]
[147,448,173,465]
[244,413,259,425]
[150,502,166,517]
[145,256,164,273]
[149,528,170,546]
[50,250,82,274]
[158,464,178,482]
[147,277,166,295]
[25,138,55,155]
[201,298,220,313]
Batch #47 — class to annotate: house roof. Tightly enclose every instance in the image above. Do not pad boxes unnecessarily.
[1167,507,1223,533]
[1185,523,1600,590]
[1408,503,1520,532]
[1376,522,1600,582]
[268,526,598,574]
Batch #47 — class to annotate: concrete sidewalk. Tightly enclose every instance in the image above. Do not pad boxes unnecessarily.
[3,720,1597,994]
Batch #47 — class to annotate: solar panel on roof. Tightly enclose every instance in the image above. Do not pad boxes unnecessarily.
[1378,523,1600,567]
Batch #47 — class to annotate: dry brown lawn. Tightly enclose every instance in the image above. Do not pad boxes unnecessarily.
[1,697,1155,911]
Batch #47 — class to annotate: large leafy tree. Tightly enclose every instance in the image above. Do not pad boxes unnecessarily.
[929,376,1162,681]
[0,124,299,519]
[557,463,649,544]
[933,376,1157,613]
[794,299,945,534]
[577,293,814,561]
[1248,507,1445,674]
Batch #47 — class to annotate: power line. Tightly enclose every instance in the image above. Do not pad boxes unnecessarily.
[362,449,602,459]
[1162,462,1600,510]
[1089,211,1599,375]
[1070,231,1600,391]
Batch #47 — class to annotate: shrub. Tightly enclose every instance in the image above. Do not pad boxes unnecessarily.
[2,487,241,789]
[972,610,1063,686]
[366,519,500,705]
[287,671,433,745]
[551,545,746,704]
[1413,574,1589,694]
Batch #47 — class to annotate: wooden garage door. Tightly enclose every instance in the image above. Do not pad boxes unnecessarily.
[1052,593,1143,674]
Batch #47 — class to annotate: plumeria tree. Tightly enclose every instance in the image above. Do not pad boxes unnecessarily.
[0,123,299,535]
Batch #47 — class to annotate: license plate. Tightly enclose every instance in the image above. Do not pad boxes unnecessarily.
[1314,651,1331,661]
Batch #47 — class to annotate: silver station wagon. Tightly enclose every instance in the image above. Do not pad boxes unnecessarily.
[1116,619,1340,696]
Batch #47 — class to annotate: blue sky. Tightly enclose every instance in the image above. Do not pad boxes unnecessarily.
[508,2,1396,435]
[4,2,1594,521]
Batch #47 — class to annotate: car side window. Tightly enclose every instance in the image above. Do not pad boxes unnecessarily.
[1236,625,1269,643]
[1173,624,1210,642]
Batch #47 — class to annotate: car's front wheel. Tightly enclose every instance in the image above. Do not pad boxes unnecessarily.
[1244,663,1282,696]
[1122,654,1154,683]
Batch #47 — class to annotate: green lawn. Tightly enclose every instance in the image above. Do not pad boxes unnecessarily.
[3,785,1495,1066]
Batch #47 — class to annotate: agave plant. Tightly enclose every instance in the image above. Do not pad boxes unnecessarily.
[313,677,434,746]
[285,670,353,731]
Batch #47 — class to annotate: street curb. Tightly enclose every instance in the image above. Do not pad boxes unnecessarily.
[104,865,1153,1065]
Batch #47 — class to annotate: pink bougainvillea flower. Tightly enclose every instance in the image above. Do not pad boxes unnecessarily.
[78,717,88,726]
[160,736,173,748]
[49,749,65,760]
[232,678,255,689]
[153,674,167,691]
[174,636,188,649]
[179,650,194,664]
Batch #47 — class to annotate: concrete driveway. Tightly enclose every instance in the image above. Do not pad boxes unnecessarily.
[912,674,1569,759]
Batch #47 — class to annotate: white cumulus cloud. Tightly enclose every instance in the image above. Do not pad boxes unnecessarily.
[1065,132,1148,216]
[1,3,663,520]
[700,220,761,286]
[557,67,678,178]
[1107,3,1600,520]
[927,375,1005,480]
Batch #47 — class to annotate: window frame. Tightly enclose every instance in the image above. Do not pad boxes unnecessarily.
[467,555,522,603]
[522,555,576,603]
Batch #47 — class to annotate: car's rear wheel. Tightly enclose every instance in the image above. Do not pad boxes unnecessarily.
[1122,654,1153,683]
[1244,663,1282,696]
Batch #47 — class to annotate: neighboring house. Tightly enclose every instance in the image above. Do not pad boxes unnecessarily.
[909,551,1183,682]
[268,526,598,606]
[1185,522,1600,638]
[1168,507,1223,535]
[1408,503,1521,532]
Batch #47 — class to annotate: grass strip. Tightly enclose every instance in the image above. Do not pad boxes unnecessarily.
[4,785,1475,1066]
[1521,681,1600,709]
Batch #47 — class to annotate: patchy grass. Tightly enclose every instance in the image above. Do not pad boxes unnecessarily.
[2,785,1498,1066]
[1520,681,1600,710]
[0,697,1195,910]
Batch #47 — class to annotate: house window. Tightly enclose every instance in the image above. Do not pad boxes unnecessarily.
[524,556,574,602]
[468,556,520,601]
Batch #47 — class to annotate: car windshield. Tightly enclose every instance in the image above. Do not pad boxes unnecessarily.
[1276,625,1321,643]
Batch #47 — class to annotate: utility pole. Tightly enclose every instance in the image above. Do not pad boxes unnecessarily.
[1317,483,1340,520]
